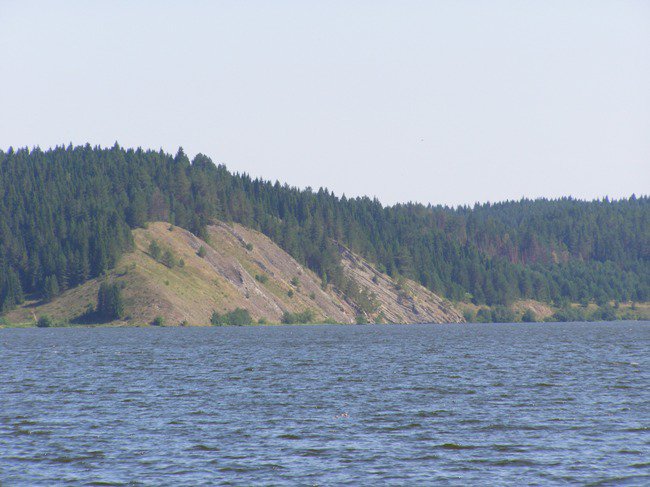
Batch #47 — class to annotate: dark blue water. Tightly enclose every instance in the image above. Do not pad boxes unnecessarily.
[1,322,649,485]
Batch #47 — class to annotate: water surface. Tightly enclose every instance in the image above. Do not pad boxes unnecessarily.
[1,322,649,485]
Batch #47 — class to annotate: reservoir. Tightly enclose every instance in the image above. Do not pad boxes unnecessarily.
[1,322,648,485]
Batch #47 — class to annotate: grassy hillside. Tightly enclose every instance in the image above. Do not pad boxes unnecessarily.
[4,222,464,326]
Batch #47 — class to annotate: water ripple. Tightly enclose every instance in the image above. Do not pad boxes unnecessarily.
[1,322,649,485]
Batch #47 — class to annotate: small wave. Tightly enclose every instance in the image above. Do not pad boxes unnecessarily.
[47,453,104,464]
[410,385,443,392]
[585,474,650,486]
[85,481,126,486]
[609,384,632,390]
[188,410,208,416]
[190,444,220,452]
[13,419,39,426]
[481,423,549,431]
[492,444,526,452]
[218,466,253,473]
[458,418,481,424]
[491,458,538,467]
[553,396,576,403]
[607,361,641,367]
[415,409,449,418]
[3,456,48,463]
[437,443,476,450]
[13,427,51,436]
[300,448,330,457]
[469,458,539,467]
[399,454,440,461]
[373,423,423,432]
[336,376,363,382]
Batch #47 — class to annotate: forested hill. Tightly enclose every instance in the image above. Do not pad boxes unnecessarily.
[1,144,648,313]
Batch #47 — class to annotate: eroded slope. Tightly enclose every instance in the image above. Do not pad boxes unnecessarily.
[6,222,463,325]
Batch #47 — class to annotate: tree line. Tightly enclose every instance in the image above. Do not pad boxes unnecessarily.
[0,144,647,312]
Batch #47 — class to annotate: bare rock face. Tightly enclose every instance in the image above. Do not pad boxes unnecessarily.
[337,245,464,324]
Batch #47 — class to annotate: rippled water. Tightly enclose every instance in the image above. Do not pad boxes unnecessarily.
[1,322,649,485]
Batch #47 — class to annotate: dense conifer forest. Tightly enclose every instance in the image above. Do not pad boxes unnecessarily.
[1,144,648,313]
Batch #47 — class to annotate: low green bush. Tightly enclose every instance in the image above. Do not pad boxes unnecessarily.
[211,308,253,326]
[463,309,476,322]
[37,315,54,328]
[521,309,537,322]
[281,309,315,324]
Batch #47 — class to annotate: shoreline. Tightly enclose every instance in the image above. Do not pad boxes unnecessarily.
[2,319,649,330]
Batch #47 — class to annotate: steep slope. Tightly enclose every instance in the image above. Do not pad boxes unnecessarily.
[135,221,357,325]
[5,222,463,325]
[338,245,463,324]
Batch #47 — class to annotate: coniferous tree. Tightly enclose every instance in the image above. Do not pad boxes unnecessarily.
[96,282,124,320]
[42,275,60,302]
[0,145,647,315]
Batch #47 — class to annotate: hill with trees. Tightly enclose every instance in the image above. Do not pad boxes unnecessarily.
[0,144,648,322]
[2,222,463,326]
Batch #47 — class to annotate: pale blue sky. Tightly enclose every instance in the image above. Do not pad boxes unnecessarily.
[1,1,648,205]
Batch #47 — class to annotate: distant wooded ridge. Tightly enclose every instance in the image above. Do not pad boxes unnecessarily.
[1,144,648,313]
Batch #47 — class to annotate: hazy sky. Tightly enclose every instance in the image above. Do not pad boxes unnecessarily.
[1,1,648,206]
